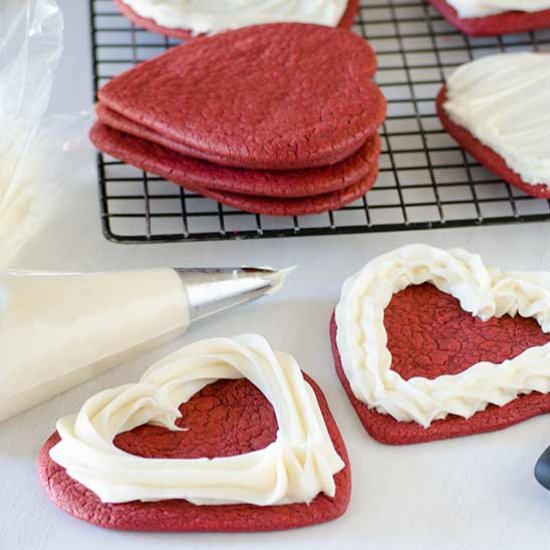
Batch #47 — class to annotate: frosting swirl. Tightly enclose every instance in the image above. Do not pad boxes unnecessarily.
[120,0,349,35]
[335,244,550,428]
[444,53,550,187]
[50,335,344,505]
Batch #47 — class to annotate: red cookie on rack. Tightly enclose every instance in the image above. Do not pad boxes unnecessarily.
[94,107,381,198]
[436,52,550,199]
[90,123,380,215]
[429,0,550,36]
[436,87,550,199]
[98,23,383,170]
[92,23,387,216]
[114,0,360,41]
[332,245,550,445]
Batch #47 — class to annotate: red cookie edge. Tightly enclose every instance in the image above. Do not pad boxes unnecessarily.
[96,104,379,199]
[90,122,381,216]
[97,22,384,171]
[37,373,351,532]
[429,0,550,36]
[330,312,550,445]
[100,81,385,172]
[437,86,550,199]
[197,163,379,216]
[114,0,360,41]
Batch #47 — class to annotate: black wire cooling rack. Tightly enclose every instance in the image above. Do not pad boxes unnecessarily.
[90,0,550,243]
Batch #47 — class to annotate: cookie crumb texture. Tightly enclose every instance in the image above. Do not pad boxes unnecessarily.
[98,23,383,170]
[437,87,550,199]
[332,283,550,445]
[38,375,351,531]
[429,0,550,36]
[114,0,360,41]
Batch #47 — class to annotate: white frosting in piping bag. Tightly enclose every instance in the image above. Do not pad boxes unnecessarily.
[120,0,348,35]
[335,244,550,428]
[50,335,345,505]
[447,0,550,18]
[444,53,550,187]
[0,269,189,423]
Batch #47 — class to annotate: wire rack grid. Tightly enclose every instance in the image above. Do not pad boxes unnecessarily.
[90,0,550,243]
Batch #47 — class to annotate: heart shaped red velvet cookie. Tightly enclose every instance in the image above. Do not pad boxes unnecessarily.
[39,337,351,531]
[98,23,383,171]
[437,87,550,200]
[332,245,550,445]
[90,122,380,215]
[436,53,550,199]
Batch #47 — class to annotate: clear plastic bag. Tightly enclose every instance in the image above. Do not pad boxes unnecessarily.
[0,0,87,266]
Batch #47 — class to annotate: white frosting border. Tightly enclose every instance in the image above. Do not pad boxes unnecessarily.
[335,244,550,428]
[49,335,345,505]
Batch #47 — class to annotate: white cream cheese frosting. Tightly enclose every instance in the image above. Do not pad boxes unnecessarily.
[444,52,550,187]
[446,0,550,18]
[335,244,550,428]
[0,269,189,423]
[120,0,349,35]
[49,335,345,505]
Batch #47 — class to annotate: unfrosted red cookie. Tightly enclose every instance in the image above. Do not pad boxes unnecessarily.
[429,0,550,36]
[331,284,550,445]
[38,374,351,532]
[97,103,221,162]
[90,122,380,215]
[197,167,378,216]
[98,23,384,170]
[437,86,550,199]
[96,106,380,198]
[114,0,360,41]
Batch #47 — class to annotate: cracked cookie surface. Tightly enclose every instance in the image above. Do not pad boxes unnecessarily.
[98,23,384,171]
[39,374,351,532]
[332,283,550,445]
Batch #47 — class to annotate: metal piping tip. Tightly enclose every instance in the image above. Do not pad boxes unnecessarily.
[174,266,294,323]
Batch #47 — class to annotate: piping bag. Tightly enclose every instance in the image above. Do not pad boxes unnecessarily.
[0,4,291,421]
[0,266,291,423]
[0,0,68,267]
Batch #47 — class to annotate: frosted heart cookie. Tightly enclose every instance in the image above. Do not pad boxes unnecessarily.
[98,23,384,171]
[114,0,360,41]
[437,53,550,199]
[429,0,550,36]
[332,244,550,445]
[39,336,350,531]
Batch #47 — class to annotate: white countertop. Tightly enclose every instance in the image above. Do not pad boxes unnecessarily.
[3,2,550,549]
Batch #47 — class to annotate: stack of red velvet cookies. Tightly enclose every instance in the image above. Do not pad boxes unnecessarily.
[91,23,387,216]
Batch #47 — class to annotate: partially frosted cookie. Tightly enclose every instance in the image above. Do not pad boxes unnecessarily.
[430,0,550,36]
[437,53,550,199]
[332,244,550,445]
[39,336,351,531]
[114,0,360,40]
